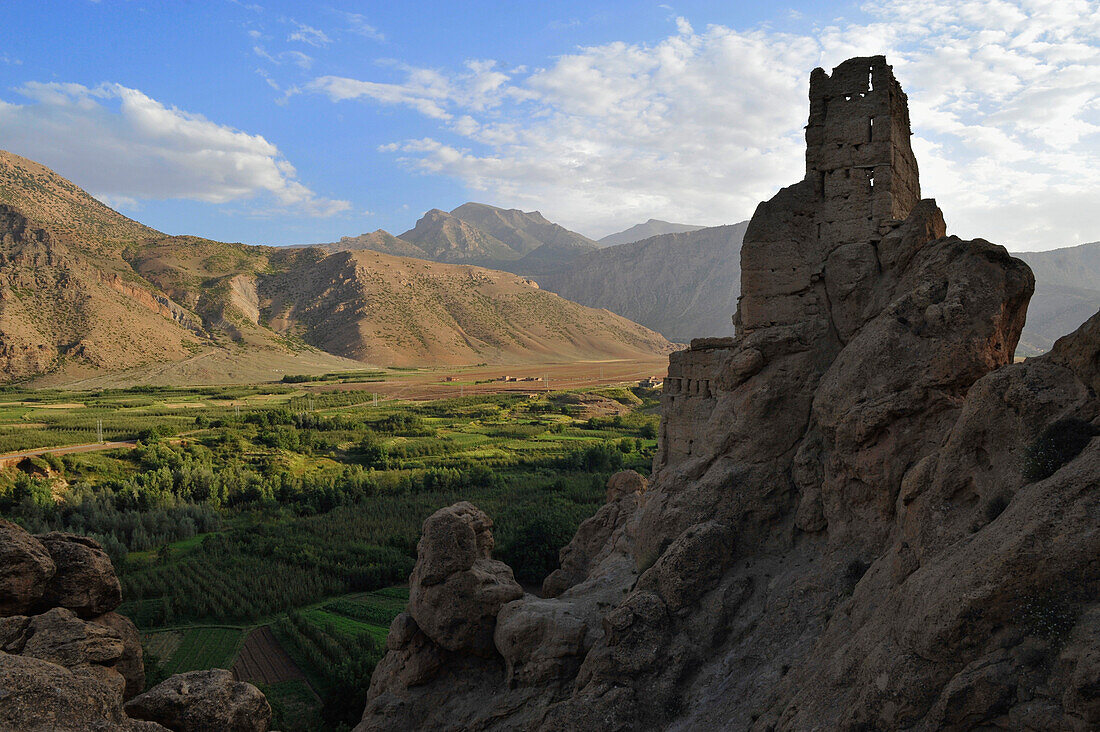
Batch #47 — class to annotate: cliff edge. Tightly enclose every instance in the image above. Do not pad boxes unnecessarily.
[360,56,1098,731]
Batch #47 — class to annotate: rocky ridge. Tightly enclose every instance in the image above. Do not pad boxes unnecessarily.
[0,518,271,731]
[0,157,675,384]
[358,56,1100,731]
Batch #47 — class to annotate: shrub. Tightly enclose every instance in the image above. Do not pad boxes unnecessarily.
[500,507,576,585]
[1022,417,1096,483]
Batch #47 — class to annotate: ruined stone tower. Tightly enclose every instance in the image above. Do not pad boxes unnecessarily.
[360,56,1056,732]
[807,55,920,234]
[658,56,934,469]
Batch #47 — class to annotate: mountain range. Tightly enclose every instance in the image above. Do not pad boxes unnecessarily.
[0,150,673,385]
[2,146,1094,387]
[539,222,1098,354]
[314,203,603,276]
[319,208,1099,355]
[1014,243,1100,354]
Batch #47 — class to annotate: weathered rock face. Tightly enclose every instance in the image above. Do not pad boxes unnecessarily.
[34,532,123,618]
[91,611,146,700]
[407,502,524,656]
[0,652,166,732]
[0,520,269,730]
[360,55,1098,731]
[0,517,55,615]
[125,669,272,732]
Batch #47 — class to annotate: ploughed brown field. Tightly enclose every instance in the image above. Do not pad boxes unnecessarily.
[232,626,311,687]
[299,357,670,401]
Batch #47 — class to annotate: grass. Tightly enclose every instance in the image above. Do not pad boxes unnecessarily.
[261,679,322,732]
[150,626,244,675]
[302,608,386,643]
[127,532,218,566]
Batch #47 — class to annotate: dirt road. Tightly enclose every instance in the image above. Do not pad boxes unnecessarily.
[0,440,138,467]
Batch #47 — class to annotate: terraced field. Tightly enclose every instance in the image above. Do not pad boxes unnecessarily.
[233,626,310,685]
[145,626,243,676]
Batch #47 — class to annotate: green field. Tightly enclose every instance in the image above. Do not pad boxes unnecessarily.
[1,382,659,729]
[260,679,321,732]
[146,626,243,676]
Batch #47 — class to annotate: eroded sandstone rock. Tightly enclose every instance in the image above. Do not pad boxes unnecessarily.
[358,55,1099,732]
[0,651,164,732]
[542,469,646,597]
[124,669,271,732]
[35,532,122,618]
[408,502,523,656]
[91,610,146,700]
[0,516,266,730]
[0,518,55,616]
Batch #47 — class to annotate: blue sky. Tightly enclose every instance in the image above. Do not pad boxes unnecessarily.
[2,0,1098,250]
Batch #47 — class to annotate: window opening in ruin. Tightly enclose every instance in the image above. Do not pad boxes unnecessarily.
[868,117,874,142]
[869,170,875,190]
[868,69,874,91]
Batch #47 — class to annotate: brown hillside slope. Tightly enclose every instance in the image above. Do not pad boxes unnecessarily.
[0,153,673,383]
[261,250,674,366]
[0,150,158,250]
[450,202,598,256]
[0,205,201,380]
[399,209,518,263]
[313,230,429,258]
[359,56,1100,732]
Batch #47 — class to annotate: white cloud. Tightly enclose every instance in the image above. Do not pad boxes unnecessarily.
[307,0,1100,248]
[344,13,385,42]
[308,60,532,121]
[288,22,331,47]
[0,82,349,217]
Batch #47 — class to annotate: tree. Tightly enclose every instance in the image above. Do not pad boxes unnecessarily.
[500,506,575,585]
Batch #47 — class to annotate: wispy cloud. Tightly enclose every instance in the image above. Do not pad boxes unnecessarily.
[0,82,349,217]
[288,21,331,47]
[344,13,385,42]
[253,44,312,69]
[305,1,1100,248]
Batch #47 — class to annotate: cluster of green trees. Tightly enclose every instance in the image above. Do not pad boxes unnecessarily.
[275,611,384,727]
[119,519,413,626]
[0,384,667,732]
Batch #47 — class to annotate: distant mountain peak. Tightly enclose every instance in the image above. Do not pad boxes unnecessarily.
[598,219,706,247]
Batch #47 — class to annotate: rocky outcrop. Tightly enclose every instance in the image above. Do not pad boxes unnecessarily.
[125,669,272,732]
[0,652,167,732]
[90,611,146,700]
[35,532,123,618]
[541,469,647,598]
[0,517,55,615]
[359,55,1100,730]
[0,521,269,730]
[407,502,523,656]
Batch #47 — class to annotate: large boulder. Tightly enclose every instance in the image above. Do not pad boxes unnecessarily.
[124,669,271,732]
[0,518,55,616]
[0,651,165,731]
[34,532,122,618]
[407,502,523,656]
[18,607,127,697]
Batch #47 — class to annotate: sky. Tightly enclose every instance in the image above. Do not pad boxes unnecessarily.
[1,0,1098,251]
